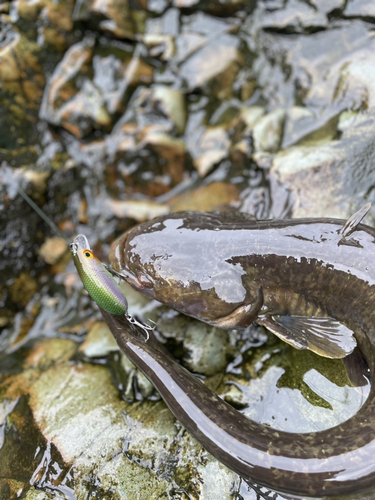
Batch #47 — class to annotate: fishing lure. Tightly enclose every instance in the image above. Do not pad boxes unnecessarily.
[70,234,153,336]
[70,234,129,316]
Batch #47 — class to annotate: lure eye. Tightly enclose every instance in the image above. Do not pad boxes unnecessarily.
[83,250,93,259]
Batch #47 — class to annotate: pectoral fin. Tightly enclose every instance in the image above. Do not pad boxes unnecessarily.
[258,315,357,359]
[211,287,263,329]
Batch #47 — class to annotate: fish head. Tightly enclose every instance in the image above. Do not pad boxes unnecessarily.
[108,212,246,322]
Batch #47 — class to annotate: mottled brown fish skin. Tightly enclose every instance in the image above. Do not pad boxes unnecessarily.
[108,211,375,498]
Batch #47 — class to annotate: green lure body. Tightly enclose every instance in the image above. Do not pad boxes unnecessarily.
[70,235,128,316]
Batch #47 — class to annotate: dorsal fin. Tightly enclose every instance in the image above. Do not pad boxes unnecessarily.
[339,203,371,239]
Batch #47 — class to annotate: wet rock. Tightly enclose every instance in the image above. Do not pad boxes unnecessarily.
[141,0,170,14]
[179,35,244,98]
[192,126,231,177]
[0,22,45,106]
[270,112,375,218]
[151,85,187,134]
[24,489,54,500]
[261,0,328,33]
[92,48,154,115]
[239,106,266,130]
[305,38,375,115]
[251,151,273,170]
[337,110,359,132]
[9,272,37,307]
[252,19,370,111]
[252,108,286,153]
[142,131,186,179]
[143,33,175,61]
[183,323,230,376]
[311,0,345,14]
[2,337,208,498]
[39,38,97,137]
[38,237,68,265]
[58,79,112,138]
[79,321,119,358]
[0,399,18,447]
[0,3,10,14]
[229,106,265,159]
[168,181,239,212]
[40,39,154,138]
[73,0,136,39]
[10,0,75,50]
[198,459,240,500]
[344,0,375,20]
[146,6,179,36]
[281,106,315,148]
[107,198,170,222]
[107,122,187,196]
[175,32,206,63]
[223,384,247,407]
[24,338,78,371]
[104,83,188,196]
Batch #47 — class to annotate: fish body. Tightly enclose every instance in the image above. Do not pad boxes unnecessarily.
[71,234,128,316]
[71,207,375,499]
[100,306,375,500]
[109,208,375,358]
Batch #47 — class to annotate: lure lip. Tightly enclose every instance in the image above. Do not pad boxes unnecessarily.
[70,234,91,256]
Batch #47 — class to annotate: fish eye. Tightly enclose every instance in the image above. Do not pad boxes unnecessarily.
[84,250,93,258]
